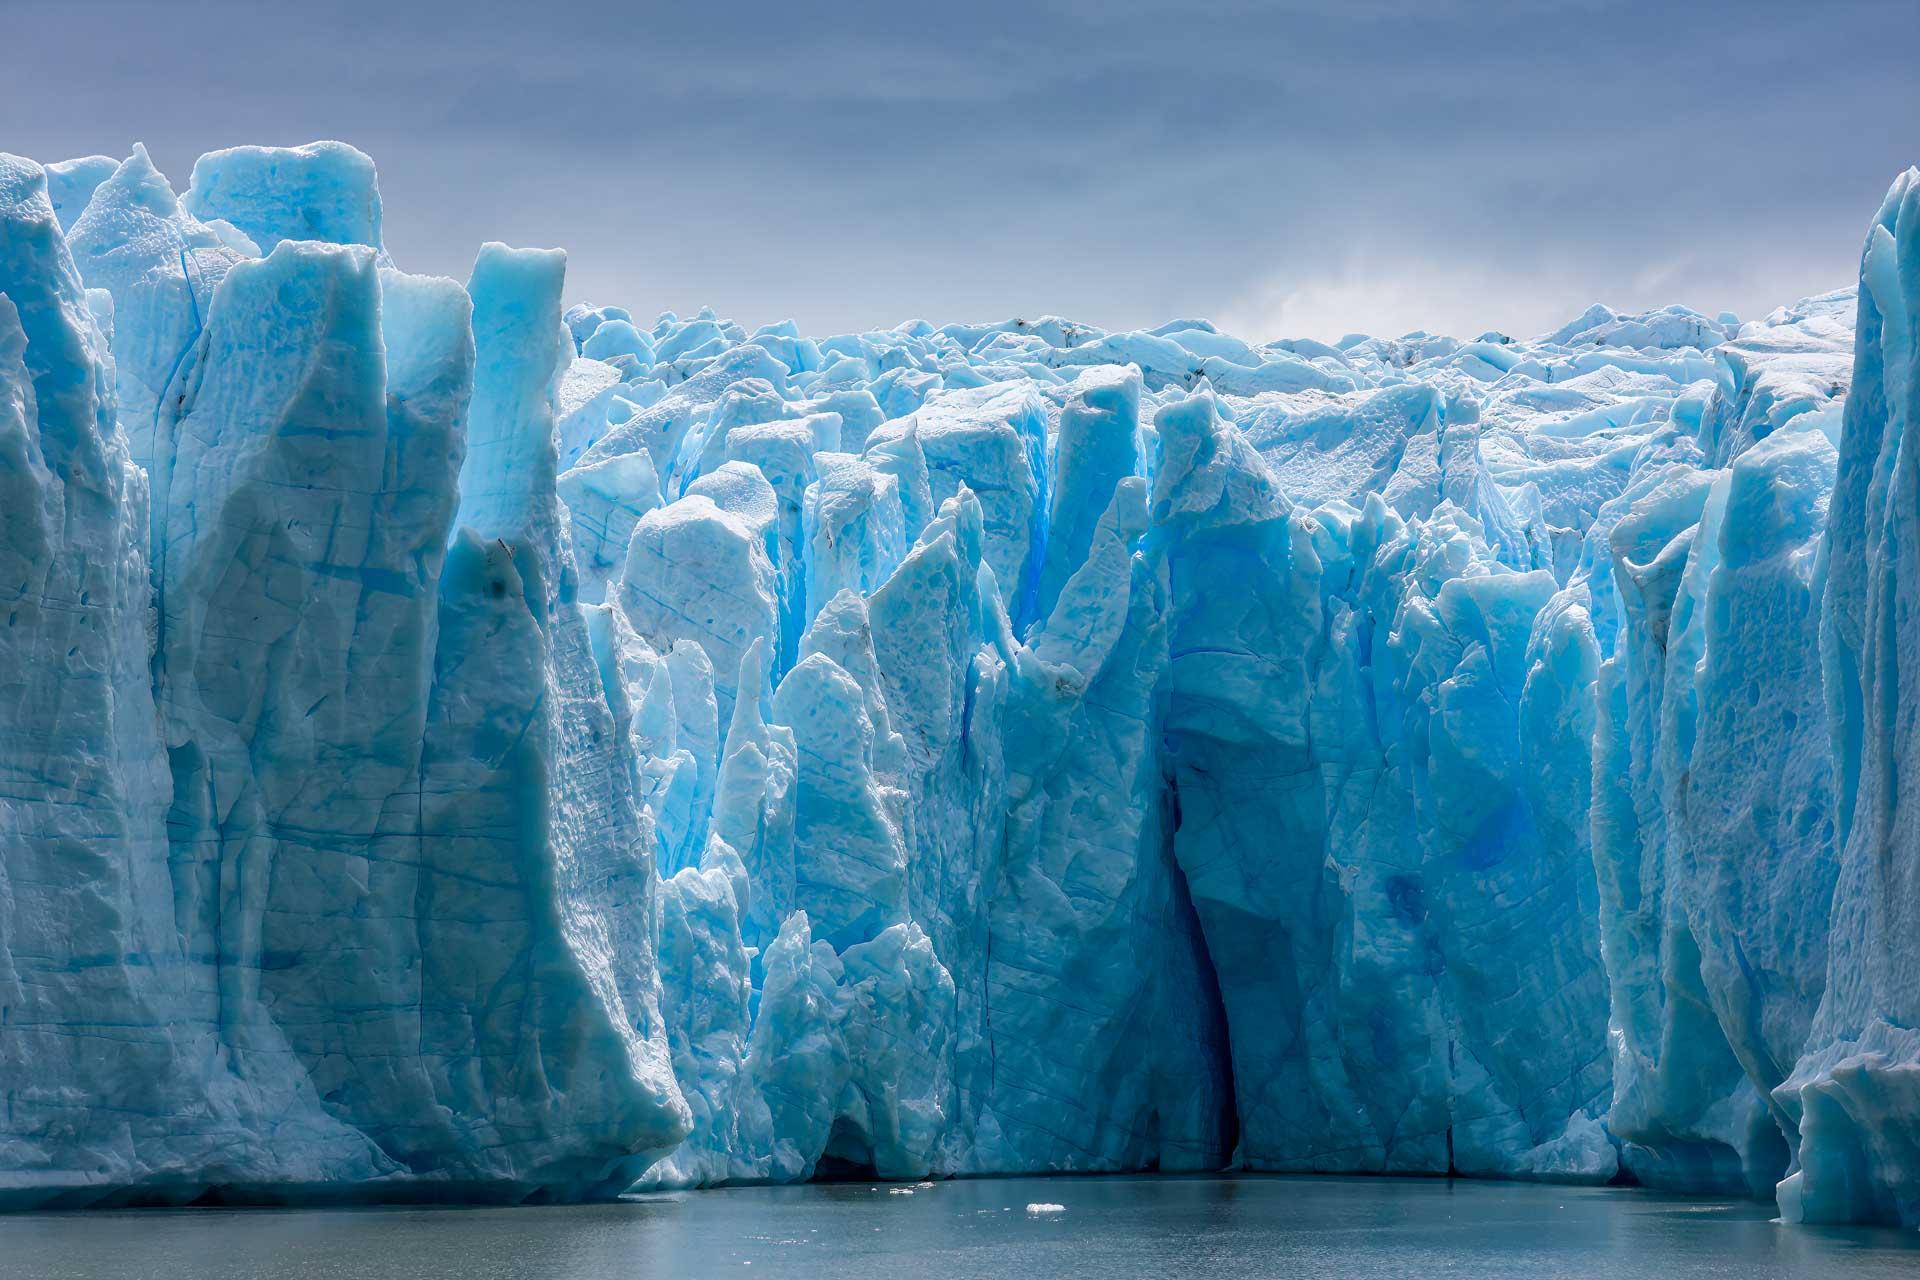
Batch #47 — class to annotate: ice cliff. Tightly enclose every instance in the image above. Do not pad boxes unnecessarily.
[1,141,1917,1228]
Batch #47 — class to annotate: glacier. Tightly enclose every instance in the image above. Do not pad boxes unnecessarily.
[1,140,1919,1229]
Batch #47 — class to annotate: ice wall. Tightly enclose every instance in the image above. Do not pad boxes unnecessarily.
[3,142,1920,1227]
[0,154,394,1206]
[1776,171,1920,1229]
[1,152,687,1206]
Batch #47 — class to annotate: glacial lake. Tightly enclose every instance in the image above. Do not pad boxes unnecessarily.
[2,1174,1915,1279]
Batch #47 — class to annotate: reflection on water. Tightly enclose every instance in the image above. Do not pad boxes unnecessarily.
[1,1174,1914,1279]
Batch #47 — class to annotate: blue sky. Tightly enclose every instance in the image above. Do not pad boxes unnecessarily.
[8,0,1920,340]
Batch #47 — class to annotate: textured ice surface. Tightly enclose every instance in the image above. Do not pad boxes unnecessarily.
[184,141,382,255]
[1774,169,1920,1230]
[0,153,389,1208]
[4,143,1920,1227]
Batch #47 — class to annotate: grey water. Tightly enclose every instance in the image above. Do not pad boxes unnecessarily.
[2,1175,1915,1279]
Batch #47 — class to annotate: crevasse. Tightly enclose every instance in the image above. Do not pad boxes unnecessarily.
[0,141,1916,1229]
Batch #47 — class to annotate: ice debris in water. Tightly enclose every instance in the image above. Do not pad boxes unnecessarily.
[1026,1203,1066,1214]
[1,139,1919,1231]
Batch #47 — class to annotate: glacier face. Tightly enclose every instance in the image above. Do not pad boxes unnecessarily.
[1,141,1918,1228]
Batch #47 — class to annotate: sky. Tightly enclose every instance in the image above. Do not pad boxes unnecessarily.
[7,0,1920,342]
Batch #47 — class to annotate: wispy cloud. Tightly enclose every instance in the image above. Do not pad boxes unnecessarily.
[4,0,1916,339]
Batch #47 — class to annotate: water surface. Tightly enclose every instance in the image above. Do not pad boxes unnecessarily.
[2,1175,1914,1278]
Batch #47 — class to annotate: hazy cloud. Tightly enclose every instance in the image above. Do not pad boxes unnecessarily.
[5,0,1916,339]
